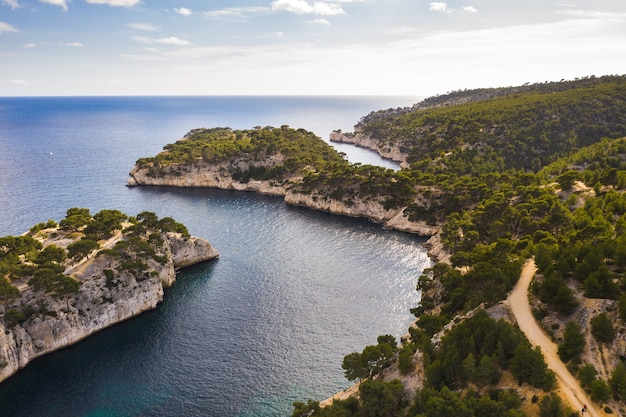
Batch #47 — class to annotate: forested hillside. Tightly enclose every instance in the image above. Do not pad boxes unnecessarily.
[359,75,626,174]
[293,76,626,417]
[135,125,348,182]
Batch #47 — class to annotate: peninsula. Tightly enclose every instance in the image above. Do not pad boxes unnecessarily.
[0,209,218,383]
[127,126,442,250]
[129,76,626,416]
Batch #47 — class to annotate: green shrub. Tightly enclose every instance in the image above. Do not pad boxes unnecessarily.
[591,313,615,344]
[589,379,611,402]
[29,219,58,234]
[558,321,585,363]
[398,344,416,375]
[0,278,19,301]
[4,308,26,326]
[577,364,598,388]
[67,239,100,261]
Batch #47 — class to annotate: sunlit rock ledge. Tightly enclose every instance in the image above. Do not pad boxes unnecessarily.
[127,160,290,196]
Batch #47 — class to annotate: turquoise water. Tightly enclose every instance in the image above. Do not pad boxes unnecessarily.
[0,97,429,416]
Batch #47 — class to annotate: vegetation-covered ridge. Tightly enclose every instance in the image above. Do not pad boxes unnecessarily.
[132,77,626,231]
[349,75,626,175]
[0,208,217,382]
[0,207,219,382]
[291,77,626,417]
[134,126,347,183]
[1,208,195,319]
[129,126,429,232]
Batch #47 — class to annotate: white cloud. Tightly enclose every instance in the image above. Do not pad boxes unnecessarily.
[271,0,345,16]
[310,18,330,25]
[156,36,191,46]
[429,2,451,13]
[39,0,69,11]
[131,35,192,46]
[145,10,626,96]
[3,0,20,10]
[127,22,159,31]
[311,1,344,15]
[174,7,192,16]
[86,0,140,7]
[430,3,478,14]
[271,0,311,14]
[203,7,269,19]
[10,79,29,85]
[0,21,19,33]
[20,40,85,47]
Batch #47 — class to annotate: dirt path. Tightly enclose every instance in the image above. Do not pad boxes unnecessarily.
[64,230,123,278]
[14,230,124,292]
[507,259,605,417]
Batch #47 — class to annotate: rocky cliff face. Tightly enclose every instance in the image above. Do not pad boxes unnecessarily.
[128,157,290,196]
[329,130,408,166]
[130,164,441,232]
[0,234,218,383]
[284,192,440,237]
[129,161,447,261]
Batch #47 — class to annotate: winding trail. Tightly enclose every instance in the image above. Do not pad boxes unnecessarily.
[507,259,605,417]
[64,230,123,278]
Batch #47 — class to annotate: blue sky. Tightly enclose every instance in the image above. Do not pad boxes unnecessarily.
[1,0,625,96]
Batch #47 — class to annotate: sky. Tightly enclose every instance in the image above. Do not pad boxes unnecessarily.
[0,0,625,96]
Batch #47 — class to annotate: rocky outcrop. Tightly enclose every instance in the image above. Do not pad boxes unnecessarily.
[329,130,408,166]
[284,192,440,237]
[127,157,290,196]
[0,234,218,383]
[167,233,220,269]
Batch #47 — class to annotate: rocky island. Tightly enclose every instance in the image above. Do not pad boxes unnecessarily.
[0,209,218,383]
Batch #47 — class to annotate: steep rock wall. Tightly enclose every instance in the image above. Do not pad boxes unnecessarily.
[329,131,408,165]
[128,158,289,196]
[284,191,440,237]
[129,162,447,260]
[0,235,218,383]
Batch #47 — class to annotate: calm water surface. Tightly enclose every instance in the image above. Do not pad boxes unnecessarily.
[0,96,429,416]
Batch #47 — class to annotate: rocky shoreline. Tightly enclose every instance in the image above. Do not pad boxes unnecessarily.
[329,130,409,168]
[0,232,219,383]
[128,165,448,263]
[125,145,456,411]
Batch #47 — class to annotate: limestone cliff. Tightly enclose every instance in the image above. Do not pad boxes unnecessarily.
[128,157,290,196]
[0,233,218,383]
[329,130,408,166]
[284,192,440,237]
[129,161,446,260]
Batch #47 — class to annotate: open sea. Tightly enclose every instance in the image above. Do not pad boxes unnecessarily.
[0,96,430,417]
